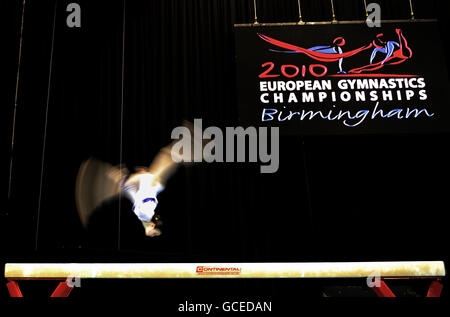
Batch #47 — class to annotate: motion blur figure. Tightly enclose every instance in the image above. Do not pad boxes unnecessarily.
[75,121,203,237]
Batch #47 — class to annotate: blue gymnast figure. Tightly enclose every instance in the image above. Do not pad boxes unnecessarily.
[370,33,400,65]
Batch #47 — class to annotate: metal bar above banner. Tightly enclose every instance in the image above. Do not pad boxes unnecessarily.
[409,0,416,20]
[330,0,337,23]
[246,0,420,26]
[297,0,304,24]
[363,0,368,19]
[234,18,437,28]
[253,0,259,25]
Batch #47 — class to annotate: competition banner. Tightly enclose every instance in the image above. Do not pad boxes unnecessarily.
[235,22,450,134]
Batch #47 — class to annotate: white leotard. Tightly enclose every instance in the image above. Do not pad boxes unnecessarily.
[121,173,164,222]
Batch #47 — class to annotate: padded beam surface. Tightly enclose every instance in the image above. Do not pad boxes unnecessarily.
[5,261,445,278]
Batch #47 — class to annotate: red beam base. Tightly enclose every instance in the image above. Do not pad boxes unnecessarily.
[6,281,23,297]
[371,279,444,298]
[426,281,443,297]
[6,279,74,297]
[50,282,74,297]
[372,280,396,297]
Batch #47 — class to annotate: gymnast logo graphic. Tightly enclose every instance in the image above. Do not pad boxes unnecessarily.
[258,29,412,74]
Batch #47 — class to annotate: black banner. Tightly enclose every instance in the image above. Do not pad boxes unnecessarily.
[235,22,450,134]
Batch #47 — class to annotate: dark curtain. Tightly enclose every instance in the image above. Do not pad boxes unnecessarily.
[5,0,450,270]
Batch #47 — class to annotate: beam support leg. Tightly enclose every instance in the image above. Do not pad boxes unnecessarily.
[6,281,23,297]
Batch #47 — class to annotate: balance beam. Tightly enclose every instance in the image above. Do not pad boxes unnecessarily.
[5,261,445,278]
[5,261,445,298]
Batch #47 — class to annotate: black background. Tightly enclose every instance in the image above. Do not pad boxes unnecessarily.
[2,0,450,308]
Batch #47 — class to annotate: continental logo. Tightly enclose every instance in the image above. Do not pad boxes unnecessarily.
[196,266,242,275]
